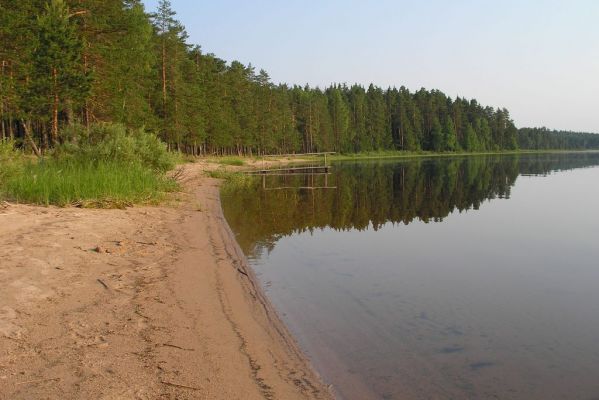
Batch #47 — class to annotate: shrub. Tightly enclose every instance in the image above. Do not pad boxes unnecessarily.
[129,127,179,172]
[1,124,180,207]
[0,140,23,182]
[52,123,178,172]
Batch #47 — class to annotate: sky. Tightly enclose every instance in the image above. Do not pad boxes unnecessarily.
[142,0,599,132]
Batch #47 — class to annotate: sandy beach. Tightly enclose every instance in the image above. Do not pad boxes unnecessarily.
[0,162,332,400]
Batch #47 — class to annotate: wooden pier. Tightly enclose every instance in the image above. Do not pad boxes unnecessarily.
[247,165,332,175]
[244,152,337,190]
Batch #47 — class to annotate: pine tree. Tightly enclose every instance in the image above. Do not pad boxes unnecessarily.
[464,123,479,151]
[348,84,367,152]
[152,0,190,147]
[29,0,89,144]
[444,117,458,151]
[327,85,350,152]
[431,116,443,151]
[366,84,389,149]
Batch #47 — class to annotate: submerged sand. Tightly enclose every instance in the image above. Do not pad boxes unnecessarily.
[0,162,332,399]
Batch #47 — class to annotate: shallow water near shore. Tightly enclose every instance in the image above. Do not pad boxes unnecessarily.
[221,153,599,400]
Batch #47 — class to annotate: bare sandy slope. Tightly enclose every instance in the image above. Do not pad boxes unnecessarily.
[0,162,332,400]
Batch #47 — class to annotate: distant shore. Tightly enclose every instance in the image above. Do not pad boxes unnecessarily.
[314,148,599,162]
[0,161,332,400]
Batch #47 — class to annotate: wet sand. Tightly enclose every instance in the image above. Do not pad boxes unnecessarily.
[0,161,332,400]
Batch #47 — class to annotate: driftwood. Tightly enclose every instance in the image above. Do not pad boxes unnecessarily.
[171,167,186,182]
[96,279,109,290]
[161,380,203,391]
[16,377,60,386]
[161,343,195,351]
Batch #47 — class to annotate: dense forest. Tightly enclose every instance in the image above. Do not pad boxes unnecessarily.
[518,127,599,150]
[1,0,597,156]
[222,153,599,255]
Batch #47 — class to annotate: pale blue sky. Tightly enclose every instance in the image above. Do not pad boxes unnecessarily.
[143,1,599,132]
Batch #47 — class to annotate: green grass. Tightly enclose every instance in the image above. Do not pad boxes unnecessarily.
[206,168,256,191]
[1,159,178,208]
[210,156,245,166]
[0,124,182,208]
[206,168,247,181]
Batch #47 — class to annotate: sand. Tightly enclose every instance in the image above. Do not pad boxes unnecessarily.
[0,162,332,400]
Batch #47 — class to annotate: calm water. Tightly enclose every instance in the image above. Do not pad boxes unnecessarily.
[221,153,599,400]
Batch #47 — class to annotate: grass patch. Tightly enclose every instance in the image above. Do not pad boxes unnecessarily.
[206,168,255,189]
[1,159,178,207]
[0,124,180,208]
[206,168,242,180]
[211,156,245,166]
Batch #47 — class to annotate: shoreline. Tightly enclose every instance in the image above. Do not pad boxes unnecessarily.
[326,148,599,161]
[0,162,332,399]
[202,149,599,168]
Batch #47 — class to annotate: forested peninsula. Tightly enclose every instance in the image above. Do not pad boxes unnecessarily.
[2,0,598,157]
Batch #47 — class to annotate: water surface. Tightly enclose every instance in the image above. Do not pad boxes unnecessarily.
[222,153,599,400]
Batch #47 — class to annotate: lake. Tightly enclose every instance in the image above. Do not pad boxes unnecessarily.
[221,153,599,400]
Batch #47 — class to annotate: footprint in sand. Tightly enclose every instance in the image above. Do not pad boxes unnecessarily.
[30,257,53,275]
[10,279,54,303]
[0,306,25,339]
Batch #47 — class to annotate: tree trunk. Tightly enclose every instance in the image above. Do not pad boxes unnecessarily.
[52,92,59,143]
[65,98,74,126]
[83,43,90,129]
[162,39,167,114]
[0,103,5,140]
[0,61,5,140]
[8,65,14,140]
[21,119,42,157]
[8,112,13,141]
[52,67,59,144]
[309,100,313,153]
[400,126,404,149]
[42,121,49,150]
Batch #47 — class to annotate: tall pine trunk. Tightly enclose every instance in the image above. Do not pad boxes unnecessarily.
[162,39,167,114]
[83,51,90,129]
[0,61,5,140]
[51,67,59,144]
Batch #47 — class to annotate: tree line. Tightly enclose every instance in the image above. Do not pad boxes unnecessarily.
[518,127,599,150]
[1,0,597,155]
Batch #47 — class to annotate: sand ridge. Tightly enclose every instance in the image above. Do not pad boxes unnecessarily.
[0,162,332,399]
